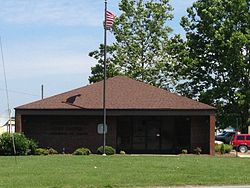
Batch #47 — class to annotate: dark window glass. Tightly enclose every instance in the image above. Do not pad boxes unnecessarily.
[246,136,250,140]
[237,136,245,140]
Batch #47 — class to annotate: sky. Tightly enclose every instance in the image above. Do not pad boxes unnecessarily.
[0,0,195,117]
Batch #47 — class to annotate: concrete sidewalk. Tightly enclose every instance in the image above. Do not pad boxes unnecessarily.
[175,186,250,188]
[230,150,250,158]
[238,152,250,158]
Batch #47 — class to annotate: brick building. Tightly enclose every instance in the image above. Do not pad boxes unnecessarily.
[15,76,215,154]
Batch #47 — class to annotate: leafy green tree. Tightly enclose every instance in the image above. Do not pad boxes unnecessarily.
[89,0,174,88]
[89,45,120,83]
[171,0,250,130]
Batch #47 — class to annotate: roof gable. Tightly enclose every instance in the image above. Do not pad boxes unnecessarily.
[16,76,215,110]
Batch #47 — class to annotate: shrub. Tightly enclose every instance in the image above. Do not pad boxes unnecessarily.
[35,148,58,155]
[215,144,232,155]
[35,148,49,155]
[120,150,126,155]
[220,144,225,154]
[97,146,115,155]
[48,148,58,155]
[0,133,15,155]
[27,139,38,155]
[73,148,91,155]
[193,147,202,155]
[181,149,188,154]
[0,133,35,156]
[215,144,222,153]
[224,144,232,154]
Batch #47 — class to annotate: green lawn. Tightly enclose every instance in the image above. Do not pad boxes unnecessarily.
[0,155,249,188]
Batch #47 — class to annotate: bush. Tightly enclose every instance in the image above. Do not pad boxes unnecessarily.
[35,148,49,155]
[224,144,232,154]
[48,148,58,155]
[120,150,126,155]
[97,146,115,155]
[0,133,16,155]
[193,147,202,155]
[215,144,232,154]
[35,148,58,155]
[0,133,36,156]
[73,148,91,155]
[181,149,188,154]
[215,144,222,153]
[220,144,225,154]
[27,139,38,155]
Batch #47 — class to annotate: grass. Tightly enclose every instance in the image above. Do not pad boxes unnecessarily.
[0,155,249,188]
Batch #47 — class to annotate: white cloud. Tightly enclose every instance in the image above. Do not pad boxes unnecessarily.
[0,0,105,26]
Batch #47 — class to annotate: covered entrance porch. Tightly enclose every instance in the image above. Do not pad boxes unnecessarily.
[116,116,210,154]
[117,116,191,154]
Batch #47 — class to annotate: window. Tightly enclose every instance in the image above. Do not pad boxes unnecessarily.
[246,136,250,140]
[237,135,245,140]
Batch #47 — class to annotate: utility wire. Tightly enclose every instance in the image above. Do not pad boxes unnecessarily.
[0,36,16,158]
[0,88,40,97]
[0,37,11,132]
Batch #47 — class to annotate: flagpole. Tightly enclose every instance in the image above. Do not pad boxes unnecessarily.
[103,0,108,156]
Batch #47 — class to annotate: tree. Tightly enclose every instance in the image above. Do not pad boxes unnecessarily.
[89,45,120,83]
[171,0,250,130]
[89,0,175,88]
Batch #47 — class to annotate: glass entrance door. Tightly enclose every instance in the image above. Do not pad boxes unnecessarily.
[133,123,146,151]
[146,122,161,151]
[117,117,162,153]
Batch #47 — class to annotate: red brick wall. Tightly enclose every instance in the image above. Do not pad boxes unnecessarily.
[16,113,214,154]
[190,116,210,154]
[15,112,22,133]
[209,115,215,155]
[21,115,117,153]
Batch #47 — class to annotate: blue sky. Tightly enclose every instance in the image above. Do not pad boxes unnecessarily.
[0,0,195,116]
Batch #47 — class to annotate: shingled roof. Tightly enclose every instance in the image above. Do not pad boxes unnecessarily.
[16,76,215,110]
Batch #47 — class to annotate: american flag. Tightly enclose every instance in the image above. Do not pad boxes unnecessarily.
[105,11,115,29]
